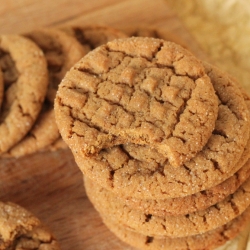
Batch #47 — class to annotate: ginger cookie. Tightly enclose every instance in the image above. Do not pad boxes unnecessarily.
[4,29,86,158]
[60,24,127,52]
[84,173,250,238]
[56,41,249,200]
[0,35,48,154]
[55,36,219,169]
[101,205,250,250]
[0,201,60,250]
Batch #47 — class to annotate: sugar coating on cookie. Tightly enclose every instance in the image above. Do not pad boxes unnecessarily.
[123,26,188,51]
[55,37,219,167]
[0,35,48,153]
[0,201,60,250]
[3,29,86,158]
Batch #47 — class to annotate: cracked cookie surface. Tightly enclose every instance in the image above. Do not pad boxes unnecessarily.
[0,201,60,250]
[84,173,250,237]
[122,154,250,216]
[119,92,250,216]
[4,29,86,158]
[0,35,48,154]
[58,59,249,199]
[55,37,219,168]
[101,205,250,250]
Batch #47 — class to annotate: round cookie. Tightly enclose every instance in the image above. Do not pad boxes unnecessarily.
[4,29,86,158]
[55,36,219,169]
[84,173,250,238]
[56,45,249,200]
[101,205,250,250]
[0,201,60,250]
[60,24,128,52]
[0,35,48,154]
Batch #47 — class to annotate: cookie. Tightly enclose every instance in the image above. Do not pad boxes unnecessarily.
[101,205,250,250]
[3,29,86,158]
[122,152,250,216]
[0,201,60,250]
[0,35,48,154]
[84,172,250,237]
[55,36,219,170]
[60,24,128,52]
[57,50,249,200]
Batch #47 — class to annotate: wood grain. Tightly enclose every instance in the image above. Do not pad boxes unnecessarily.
[0,0,248,249]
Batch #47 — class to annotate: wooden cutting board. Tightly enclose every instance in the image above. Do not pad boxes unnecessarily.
[0,0,249,249]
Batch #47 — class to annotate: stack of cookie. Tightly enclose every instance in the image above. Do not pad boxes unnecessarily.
[54,36,250,250]
[0,25,127,158]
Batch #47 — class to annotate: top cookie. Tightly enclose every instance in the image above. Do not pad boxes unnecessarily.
[0,201,60,250]
[55,37,218,167]
[0,35,48,154]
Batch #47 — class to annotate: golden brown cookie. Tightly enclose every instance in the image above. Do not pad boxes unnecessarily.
[55,37,218,168]
[84,173,250,237]
[101,205,250,250]
[60,24,128,52]
[3,29,86,158]
[0,35,48,154]
[55,34,221,173]
[0,201,60,250]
